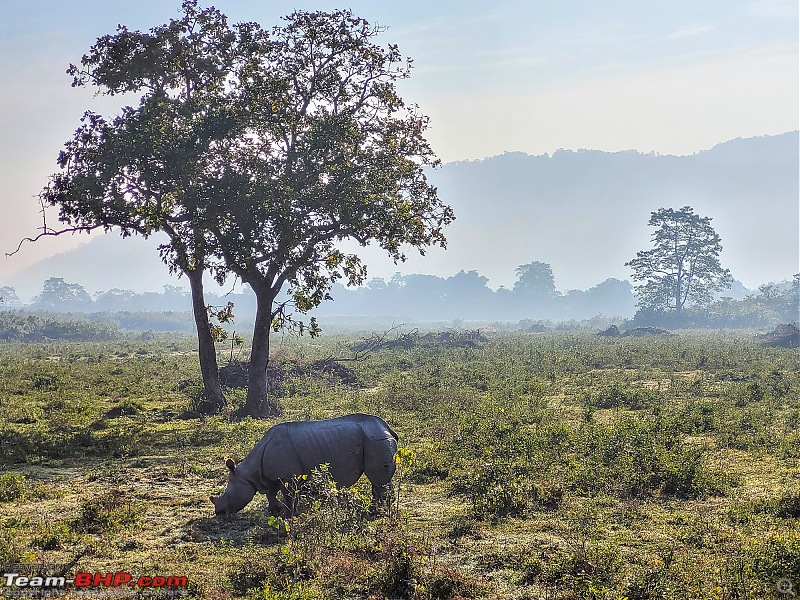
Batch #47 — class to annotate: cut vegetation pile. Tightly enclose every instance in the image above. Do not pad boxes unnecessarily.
[219,358,358,392]
[598,325,672,337]
[757,323,799,348]
[351,328,488,352]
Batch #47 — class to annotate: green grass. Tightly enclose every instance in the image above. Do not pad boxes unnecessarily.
[0,331,798,598]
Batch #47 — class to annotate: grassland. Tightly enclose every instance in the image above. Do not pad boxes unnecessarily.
[0,330,798,599]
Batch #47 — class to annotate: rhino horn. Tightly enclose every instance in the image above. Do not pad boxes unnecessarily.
[225,458,236,472]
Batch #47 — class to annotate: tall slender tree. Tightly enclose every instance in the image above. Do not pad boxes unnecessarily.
[626,206,732,315]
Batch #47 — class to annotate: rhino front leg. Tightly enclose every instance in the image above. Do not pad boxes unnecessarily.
[369,482,395,515]
[277,479,301,517]
[264,480,284,517]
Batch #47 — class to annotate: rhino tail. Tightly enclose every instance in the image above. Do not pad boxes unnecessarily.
[387,424,399,441]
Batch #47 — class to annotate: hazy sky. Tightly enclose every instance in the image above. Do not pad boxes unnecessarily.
[1,0,797,290]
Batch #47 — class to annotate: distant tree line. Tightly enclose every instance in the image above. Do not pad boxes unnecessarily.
[0,312,118,342]
[315,268,636,322]
[1,266,796,330]
[0,263,635,322]
[629,277,799,329]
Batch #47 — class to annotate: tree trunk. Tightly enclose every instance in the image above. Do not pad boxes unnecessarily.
[237,286,282,419]
[186,267,226,414]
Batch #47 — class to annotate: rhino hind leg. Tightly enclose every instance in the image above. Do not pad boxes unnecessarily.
[364,437,398,514]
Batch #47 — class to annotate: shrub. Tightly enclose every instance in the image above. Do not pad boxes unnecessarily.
[286,465,370,544]
[74,489,140,533]
[747,529,800,582]
[0,472,26,502]
[32,521,76,550]
[0,518,33,564]
[581,382,662,410]
[570,415,729,499]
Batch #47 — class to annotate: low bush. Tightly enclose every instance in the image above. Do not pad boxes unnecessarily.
[0,472,26,502]
[74,489,141,534]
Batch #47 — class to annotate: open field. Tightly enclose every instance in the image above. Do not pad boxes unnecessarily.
[1,330,798,599]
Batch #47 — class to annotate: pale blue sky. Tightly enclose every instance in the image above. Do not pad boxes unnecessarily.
[1,0,797,289]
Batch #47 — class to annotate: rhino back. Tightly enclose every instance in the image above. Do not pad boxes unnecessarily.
[238,415,394,490]
[242,419,365,487]
[284,420,365,486]
[229,423,298,492]
[349,414,397,441]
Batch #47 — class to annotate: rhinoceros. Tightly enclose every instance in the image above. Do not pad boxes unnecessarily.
[210,414,398,516]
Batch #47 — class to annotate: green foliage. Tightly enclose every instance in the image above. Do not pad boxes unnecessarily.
[32,277,92,311]
[571,415,731,499]
[31,520,77,550]
[42,1,454,417]
[227,544,288,597]
[746,530,800,581]
[514,260,557,299]
[0,286,22,308]
[0,332,797,599]
[0,518,34,564]
[255,581,320,600]
[0,472,26,502]
[285,465,371,541]
[74,489,141,534]
[580,381,663,410]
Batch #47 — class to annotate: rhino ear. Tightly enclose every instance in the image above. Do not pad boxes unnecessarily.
[225,458,236,473]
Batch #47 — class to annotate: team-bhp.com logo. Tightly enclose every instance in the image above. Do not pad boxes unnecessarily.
[2,564,188,597]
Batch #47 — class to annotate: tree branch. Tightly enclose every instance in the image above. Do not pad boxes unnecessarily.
[6,224,105,258]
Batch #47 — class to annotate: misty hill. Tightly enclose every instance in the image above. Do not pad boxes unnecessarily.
[423,131,798,292]
[2,131,796,306]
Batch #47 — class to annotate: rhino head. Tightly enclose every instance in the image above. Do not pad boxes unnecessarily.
[210,458,257,516]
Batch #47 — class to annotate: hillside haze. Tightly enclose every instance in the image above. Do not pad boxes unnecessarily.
[419,131,798,291]
[3,132,797,301]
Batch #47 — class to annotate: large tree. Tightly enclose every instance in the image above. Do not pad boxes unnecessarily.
[205,9,454,417]
[28,1,259,412]
[0,287,22,309]
[626,206,732,314]
[29,3,453,418]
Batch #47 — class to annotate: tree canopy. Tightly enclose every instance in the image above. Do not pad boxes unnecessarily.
[34,1,454,416]
[514,261,557,300]
[32,278,92,312]
[626,206,732,315]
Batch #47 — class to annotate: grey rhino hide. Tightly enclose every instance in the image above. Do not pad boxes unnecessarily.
[211,414,398,516]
